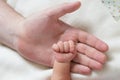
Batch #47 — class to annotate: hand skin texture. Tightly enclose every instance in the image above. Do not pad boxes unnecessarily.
[0,0,109,74]
[51,40,76,80]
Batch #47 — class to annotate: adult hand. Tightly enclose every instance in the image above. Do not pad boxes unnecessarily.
[16,1,108,74]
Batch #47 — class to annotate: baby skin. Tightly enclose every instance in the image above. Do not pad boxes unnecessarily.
[51,40,76,80]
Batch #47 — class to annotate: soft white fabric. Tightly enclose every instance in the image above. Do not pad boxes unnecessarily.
[102,0,120,21]
[0,0,120,80]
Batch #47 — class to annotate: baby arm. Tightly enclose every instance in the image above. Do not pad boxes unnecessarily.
[51,40,76,80]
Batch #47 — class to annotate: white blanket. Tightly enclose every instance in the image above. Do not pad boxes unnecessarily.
[0,0,120,80]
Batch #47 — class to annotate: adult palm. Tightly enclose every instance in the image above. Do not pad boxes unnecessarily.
[16,2,108,74]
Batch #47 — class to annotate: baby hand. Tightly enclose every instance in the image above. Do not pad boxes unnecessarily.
[52,40,76,63]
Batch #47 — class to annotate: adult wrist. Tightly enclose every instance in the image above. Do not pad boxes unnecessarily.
[0,0,25,50]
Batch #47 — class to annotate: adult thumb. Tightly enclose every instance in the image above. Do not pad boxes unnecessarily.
[46,1,81,19]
